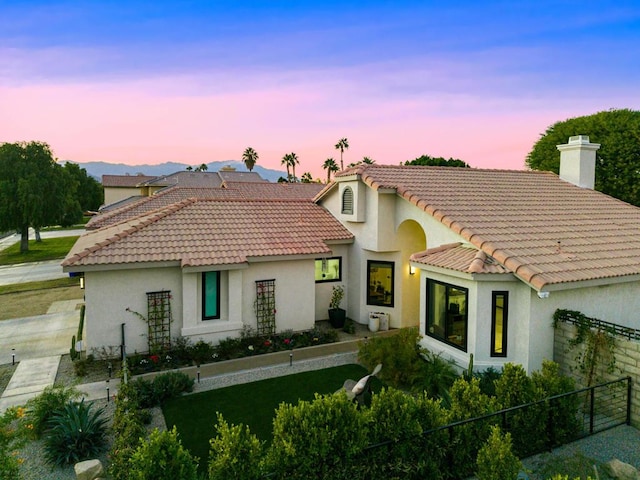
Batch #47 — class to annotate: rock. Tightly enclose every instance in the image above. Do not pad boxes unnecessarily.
[607,458,640,480]
[74,459,104,480]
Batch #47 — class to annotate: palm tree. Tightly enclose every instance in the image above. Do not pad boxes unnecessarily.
[334,137,349,170]
[242,147,259,171]
[322,157,339,183]
[289,152,299,182]
[301,172,313,183]
[281,154,292,182]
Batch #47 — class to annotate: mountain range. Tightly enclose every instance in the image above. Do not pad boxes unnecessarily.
[66,160,287,183]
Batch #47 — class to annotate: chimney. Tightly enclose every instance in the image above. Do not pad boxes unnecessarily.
[556,135,600,189]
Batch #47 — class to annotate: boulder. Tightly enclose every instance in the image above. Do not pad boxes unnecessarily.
[607,458,639,480]
[74,459,104,480]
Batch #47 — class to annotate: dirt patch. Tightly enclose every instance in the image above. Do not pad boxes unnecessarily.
[0,286,84,321]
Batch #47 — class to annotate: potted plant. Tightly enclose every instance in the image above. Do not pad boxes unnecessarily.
[328,285,346,328]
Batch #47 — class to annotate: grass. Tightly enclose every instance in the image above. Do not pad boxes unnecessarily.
[162,364,382,469]
[528,451,614,479]
[0,236,79,265]
[0,280,83,320]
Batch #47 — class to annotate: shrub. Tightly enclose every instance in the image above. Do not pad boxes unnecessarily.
[43,400,108,466]
[189,339,216,366]
[0,407,27,479]
[266,392,368,479]
[151,371,194,404]
[358,327,425,389]
[208,413,264,480]
[476,425,522,480]
[25,385,82,437]
[418,351,458,404]
[474,366,502,397]
[109,391,148,480]
[128,427,199,480]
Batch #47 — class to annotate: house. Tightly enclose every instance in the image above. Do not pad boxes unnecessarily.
[65,136,640,372]
[102,174,157,205]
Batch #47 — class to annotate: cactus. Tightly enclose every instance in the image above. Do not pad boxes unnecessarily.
[70,335,77,360]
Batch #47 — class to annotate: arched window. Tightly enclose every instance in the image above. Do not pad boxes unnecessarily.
[341,187,354,214]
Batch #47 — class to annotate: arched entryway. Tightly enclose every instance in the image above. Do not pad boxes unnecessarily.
[397,219,426,327]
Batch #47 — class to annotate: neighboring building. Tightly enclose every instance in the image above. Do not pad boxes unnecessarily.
[102,174,156,205]
[66,136,640,373]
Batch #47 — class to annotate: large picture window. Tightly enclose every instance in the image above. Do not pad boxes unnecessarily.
[426,279,468,351]
[202,271,221,320]
[315,257,342,282]
[491,291,508,357]
[367,260,394,307]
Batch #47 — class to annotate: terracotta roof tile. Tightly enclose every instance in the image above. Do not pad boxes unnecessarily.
[411,243,511,275]
[223,181,324,200]
[64,199,353,269]
[346,164,640,289]
[102,174,156,187]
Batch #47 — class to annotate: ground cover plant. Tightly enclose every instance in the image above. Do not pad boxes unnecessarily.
[0,235,79,265]
[162,364,381,473]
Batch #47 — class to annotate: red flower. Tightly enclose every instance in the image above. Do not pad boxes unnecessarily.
[150,355,160,363]
[264,340,272,347]
[284,338,291,345]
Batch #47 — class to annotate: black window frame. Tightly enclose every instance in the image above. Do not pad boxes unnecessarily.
[202,271,221,320]
[366,260,395,307]
[425,278,468,352]
[315,257,342,283]
[490,291,508,357]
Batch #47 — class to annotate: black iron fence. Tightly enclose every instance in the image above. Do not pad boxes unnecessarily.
[262,376,631,479]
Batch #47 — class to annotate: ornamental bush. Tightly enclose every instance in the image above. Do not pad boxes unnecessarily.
[25,385,81,437]
[128,427,199,480]
[476,425,522,480]
[43,400,108,466]
[266,392,368,479]
[0,407,27,479]
[208,413,264,480]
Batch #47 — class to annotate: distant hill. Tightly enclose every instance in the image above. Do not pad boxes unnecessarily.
[65,160,287,183]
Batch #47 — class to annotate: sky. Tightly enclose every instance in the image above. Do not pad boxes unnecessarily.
[1,1,639,178]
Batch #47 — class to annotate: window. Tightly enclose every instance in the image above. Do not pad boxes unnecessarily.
[341,187,354,214]
[426,279,468,351]
[202,272,221,320]
[491,291,508,357]
[315,257,342,282]
[367,260,394,307]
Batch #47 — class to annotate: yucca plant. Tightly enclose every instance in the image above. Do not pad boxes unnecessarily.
[44,400,108,466]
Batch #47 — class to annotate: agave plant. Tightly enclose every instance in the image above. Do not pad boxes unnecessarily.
[44,400,108,466]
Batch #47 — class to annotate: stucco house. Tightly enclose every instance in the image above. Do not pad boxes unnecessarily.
[65,136,640,372]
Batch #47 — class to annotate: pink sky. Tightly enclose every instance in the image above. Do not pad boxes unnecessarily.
[1,2,638,179]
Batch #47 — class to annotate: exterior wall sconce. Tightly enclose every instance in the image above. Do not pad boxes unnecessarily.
[79,276,85,289]
[409,265,416,275]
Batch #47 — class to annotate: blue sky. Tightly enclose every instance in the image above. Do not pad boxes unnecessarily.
[1,1,639,175]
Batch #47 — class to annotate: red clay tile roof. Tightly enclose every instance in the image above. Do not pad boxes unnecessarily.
[63,199,354,269]
[218,170,267,183]
[338,164,640,290]
[138,171,226,188]
[223,181,324,200]
[86,187,241,230]
[102,174,156,187]
[411,243,511,275]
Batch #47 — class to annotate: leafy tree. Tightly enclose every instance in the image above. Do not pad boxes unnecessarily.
[405,154,469,167]
[63,162,103,212]
[186,165,193,171]
[300,172,313,183]
[334,137,349,170]
[526,109,640,206]
[242,147,259,172]
[0,141,73,252]
[322,157,339,183]
[195,163,208,172]
[128,427,199,480]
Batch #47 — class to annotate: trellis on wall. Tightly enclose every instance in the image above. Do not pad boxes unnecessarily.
[146,290,172,353]
[255,279,276,336]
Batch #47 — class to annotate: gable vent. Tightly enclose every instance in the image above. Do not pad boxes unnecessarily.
[341,187,354,214]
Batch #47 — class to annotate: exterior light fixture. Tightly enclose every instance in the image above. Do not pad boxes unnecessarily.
[409,265,416,275]
[79,276,85,289]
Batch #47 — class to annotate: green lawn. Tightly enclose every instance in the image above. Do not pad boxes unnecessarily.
[162,364,382,469]
[0,277,79,295]
[0,236,79,265]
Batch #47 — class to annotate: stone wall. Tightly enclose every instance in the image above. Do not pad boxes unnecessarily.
[554,321,640,428]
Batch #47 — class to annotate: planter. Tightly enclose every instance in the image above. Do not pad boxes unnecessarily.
[328,308,346,328]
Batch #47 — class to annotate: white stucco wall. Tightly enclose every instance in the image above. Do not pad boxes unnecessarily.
[314,244,350,321]
[84,267,183,356]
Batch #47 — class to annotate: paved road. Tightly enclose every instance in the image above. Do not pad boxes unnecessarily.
[0,229,84,286]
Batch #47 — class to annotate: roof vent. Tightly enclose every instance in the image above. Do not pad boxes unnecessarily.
[556,135,600,189]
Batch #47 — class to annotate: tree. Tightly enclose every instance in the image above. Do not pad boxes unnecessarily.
[195,163,208,172]
[63,162,103,212]
[300,172,313,183]
[348,156,376,168]
[289,152,299,182]
[281,154,292,182]
[526,109,640,206]
[405,154,469,167]
[0,141,72,252]
[334,137,349,170]
[186,166,193,171]
[242,147,259,172]
[322,157,339,183]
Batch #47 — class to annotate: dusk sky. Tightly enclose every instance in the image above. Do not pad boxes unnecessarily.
[1,1,639,178]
